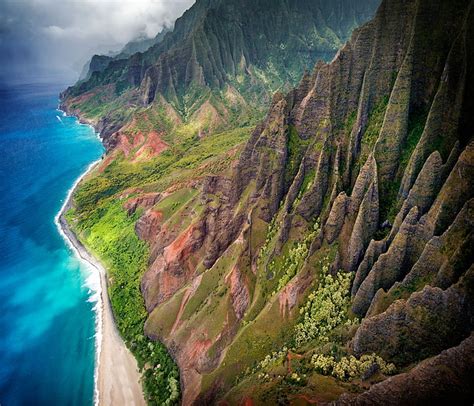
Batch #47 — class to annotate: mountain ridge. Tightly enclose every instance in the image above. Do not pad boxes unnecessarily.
[61,0,379,152]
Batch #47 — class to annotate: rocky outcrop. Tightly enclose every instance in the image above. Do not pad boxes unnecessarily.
[347,170,379,272]
[390,151,442,235]
[352,207,423,316]
[142,222,206,311]
[338,333,474,405]
[352,266,474,366]
[324,192,349,244]
[123,192,161,215]
[226,266,250,320]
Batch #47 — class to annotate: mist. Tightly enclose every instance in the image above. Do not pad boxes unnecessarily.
[0,0,195,84]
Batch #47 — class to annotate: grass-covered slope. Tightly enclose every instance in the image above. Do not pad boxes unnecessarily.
[66,121,253,404]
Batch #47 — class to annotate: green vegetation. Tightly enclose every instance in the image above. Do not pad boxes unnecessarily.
[292,168,316,210]
[70,86,137,122]
[343,110,357,135]
[400,110,427,169]
[295,262,354,347]
[311,353,396,381]
[70,200,179,405]
[285,125,311,185]
[231,245,393,400]
[258,216,279,266]
[358,96,389,166]
[73,125,250,218]
[274,220,321,292]
[378,109,428,226]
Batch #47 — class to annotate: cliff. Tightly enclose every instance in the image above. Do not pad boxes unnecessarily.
[138,0,474,402]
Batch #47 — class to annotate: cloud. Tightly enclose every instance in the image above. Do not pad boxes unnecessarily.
[0,0,195,82]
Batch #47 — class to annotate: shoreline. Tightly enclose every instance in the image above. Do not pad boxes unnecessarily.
[55,120,145,405]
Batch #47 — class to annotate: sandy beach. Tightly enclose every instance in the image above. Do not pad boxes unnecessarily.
[56,162,145,406]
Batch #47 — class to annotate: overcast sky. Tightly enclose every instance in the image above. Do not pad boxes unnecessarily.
[0,0,195,83]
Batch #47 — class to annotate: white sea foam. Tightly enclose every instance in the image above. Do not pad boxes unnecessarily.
[55,107,67,117]
[56,106,103,142]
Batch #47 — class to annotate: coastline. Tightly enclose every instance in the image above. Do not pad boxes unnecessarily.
[55,129,145,405]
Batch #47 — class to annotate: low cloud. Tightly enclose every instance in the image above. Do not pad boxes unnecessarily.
[0,0,195,82]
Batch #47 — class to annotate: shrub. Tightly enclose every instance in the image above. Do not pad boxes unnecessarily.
[311,353,396,381]
[274,220,321,292]
[294,262,354,346]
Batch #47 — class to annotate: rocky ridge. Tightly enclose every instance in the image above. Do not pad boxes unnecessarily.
[61,0,379,153]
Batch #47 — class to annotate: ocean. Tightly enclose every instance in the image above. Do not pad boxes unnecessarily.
[0,80,104,405]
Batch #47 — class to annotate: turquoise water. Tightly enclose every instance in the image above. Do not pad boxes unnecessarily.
[0,80,104,405]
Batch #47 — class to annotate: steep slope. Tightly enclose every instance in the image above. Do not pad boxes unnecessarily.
[134,0,473,403]
[65,0,474,404]
[79,27,173,82]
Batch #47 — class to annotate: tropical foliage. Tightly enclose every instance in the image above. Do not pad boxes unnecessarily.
[295,262,354,346]
[311,353,396,381]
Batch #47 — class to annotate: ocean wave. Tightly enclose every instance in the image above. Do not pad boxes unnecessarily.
[56,106,103,142]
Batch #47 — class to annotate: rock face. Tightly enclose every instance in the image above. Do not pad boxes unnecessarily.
[353,267,474,365]
[65,0,474,404]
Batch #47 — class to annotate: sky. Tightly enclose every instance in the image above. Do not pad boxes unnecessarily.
[0,0,195,83]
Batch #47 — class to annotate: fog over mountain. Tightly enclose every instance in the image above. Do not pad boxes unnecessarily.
[0,0,195,83]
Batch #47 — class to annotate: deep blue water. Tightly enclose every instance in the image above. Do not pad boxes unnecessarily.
[0,80,104,405]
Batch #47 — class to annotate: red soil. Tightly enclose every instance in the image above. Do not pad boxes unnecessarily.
[163,225,194,264]
[134,131,168,161]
